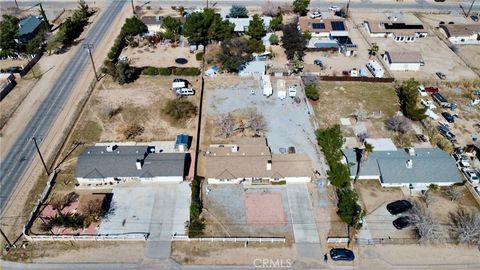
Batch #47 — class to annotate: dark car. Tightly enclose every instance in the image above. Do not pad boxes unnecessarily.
[386,200,412,215]
[416,134,427,143]
[441,112,455,123]
[5,66,21,73]
[330,248,355,261]
[436,72,446,80]
[393,216,411,230]
[472,15,479,22]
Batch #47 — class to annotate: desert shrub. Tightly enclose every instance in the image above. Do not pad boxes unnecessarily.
[305,83,319,100]
[173,67,201,76]
[122,123,144,139]
[195,52,204,61]
[142,66,160,75]
[163,99,197,122]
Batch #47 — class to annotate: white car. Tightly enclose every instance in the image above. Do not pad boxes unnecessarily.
[329,5,340,12]
[310,11,322,19]
[421,99,436,110]
[462,168,479,184]
[456,160,470,170]
[418,85,427,96]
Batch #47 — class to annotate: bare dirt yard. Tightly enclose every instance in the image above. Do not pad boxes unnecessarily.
[312,81,399,138]
[122,42,201,68]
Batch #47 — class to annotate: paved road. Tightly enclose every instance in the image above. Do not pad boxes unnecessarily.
[0,0,126,212]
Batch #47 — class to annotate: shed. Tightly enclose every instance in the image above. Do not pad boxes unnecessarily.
[383,51,424,71]
[175,134,190,152]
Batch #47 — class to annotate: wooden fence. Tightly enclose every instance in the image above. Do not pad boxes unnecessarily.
[19,52,43,77]
[172,235,286,243]
[319,75,395,83]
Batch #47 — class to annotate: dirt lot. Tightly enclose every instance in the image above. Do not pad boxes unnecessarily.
[457,45,480,75]
[312,81,399,138]
[122,42,201,68]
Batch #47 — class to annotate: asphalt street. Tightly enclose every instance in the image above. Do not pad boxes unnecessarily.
[0,0,127,212]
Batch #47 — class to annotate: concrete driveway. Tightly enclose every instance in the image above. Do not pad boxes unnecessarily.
[98,183,191,259]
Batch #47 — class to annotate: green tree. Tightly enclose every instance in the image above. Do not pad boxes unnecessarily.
[247,38,265,53]
[121,16,148,37]
[303,31,312,40]
[269,33,279,45]
[74,0,92,20]
[26,36,41,55]
[270,14,283,31]
[246,14,266,40]
[281,22,306,60]
[208,15,234,42]
[219,38,251,72]
[0,15,20,51]
[229,5,248,18]
[368,42,379,58]
[315,125,344,164]
[328,162,351,188]
[399,78,427,121]
[337,187,363,228]
[114,62,137,84]
[305,83,319,100]
[292,0,310,16]
[162,16,182,41]
[292,51,304,73]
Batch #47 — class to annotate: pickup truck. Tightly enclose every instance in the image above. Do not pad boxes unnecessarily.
[425,87,439,94]
[421,99,436,110]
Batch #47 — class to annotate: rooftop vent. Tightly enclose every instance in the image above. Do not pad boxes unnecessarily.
[266,160,272,171]
[406,159,413,169]
[231,146,239,153]
[136,159,143,170]
[106,144,117,152]
[407,147,416,156]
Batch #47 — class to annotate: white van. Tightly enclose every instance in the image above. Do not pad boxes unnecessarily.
[176,88,195,96]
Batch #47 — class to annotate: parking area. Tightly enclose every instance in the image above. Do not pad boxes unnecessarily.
[204,78,324,174]
[98,183,190,238]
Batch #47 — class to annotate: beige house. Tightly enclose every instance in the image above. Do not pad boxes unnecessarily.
[440,24,480,45]
[383,51,424,71]
[205,137,313,184]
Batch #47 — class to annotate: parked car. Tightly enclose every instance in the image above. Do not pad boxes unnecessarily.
[387,200,412,215]
[441,112,455,123]
[438,127,456,141]
[436,72,447,80]
[425,87,439,94]
[330,248,355,261]
[393,216,411,230]
[176,88,195,96]
[417,85,427,96]
[421,99,436,110]
[471,15,479,22]
[456,160,470,170]
[452,153,469,163]
[462,168,479,184]
[5,66,21,73]
[310,11,322,19]
[329,5,340,11]
[314,59,324,68]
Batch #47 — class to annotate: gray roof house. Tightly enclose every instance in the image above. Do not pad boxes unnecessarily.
[343,148,461,189]
[17,16,43,43]
[75,145,188,185]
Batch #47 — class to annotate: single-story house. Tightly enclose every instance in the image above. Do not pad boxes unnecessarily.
[226,16,272,32]
[17,15,43,44]
[239,60,266,78]
[440,24,480,45]
[75,144,189,185]
[342,147,461,189]
[205,137,313,184]
[141,16,186,35]
[364,21,427,42]
[383,51,424,71]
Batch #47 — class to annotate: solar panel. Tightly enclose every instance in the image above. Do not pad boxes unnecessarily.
[331,21,345,31]
[312,23,326,29]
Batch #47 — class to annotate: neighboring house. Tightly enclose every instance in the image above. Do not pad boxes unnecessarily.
[299,17,357,55]
[342,147,461,189]
[75,144,189,185]
[364,21,427,42]
[239,60,266,78]
[226,16,272,32]
[440,24,480,45]
[383,51,424,71]
[205,137,313,184]
[141,16,164,34]
[17,15,43,44]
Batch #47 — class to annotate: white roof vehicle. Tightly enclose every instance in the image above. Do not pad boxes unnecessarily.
[421,99,436,110]
[462,168,479,184]
[418,85,427,97]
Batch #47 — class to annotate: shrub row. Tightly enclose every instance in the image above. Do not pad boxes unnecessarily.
[189,177,205,237]
[142,66,201,76]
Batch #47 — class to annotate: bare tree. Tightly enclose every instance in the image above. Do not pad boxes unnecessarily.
[419,190,435,208]
[100,104,122,119]
[351,107,366,123]
[408,202,443,244]
[216,113,236,138]
[81,198,105,227]
[261,1,280,16]
[449,207,480,246]
[248,111,267,135]
[444,186,464,202]
[386,114,411,134]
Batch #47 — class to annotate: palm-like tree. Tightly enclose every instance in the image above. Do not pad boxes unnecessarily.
[368,43,379,59]
[354,143,374,183]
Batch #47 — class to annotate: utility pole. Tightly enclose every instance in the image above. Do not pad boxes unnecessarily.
[131,0,135,15]
[32,137,49,176]
[83,44,99,81]
[0,227,12,249]
[14,0,19,9]
[466,0,476,17]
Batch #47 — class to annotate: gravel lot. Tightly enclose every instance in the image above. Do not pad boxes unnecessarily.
[205,78,324,173]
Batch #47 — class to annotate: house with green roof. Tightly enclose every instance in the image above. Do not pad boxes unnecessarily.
[342,147,461,189]
[17,15,43,44]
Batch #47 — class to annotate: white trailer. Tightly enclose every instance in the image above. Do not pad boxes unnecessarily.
[277,79,286,100]
[262,75,273,96]
[366,60,384,78]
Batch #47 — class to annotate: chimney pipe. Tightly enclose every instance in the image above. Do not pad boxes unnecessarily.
[136,159,143,170]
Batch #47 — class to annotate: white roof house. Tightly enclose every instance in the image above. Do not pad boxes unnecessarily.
[364,138,397,151]
[383,51,424,72]
[226,16,272,32]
